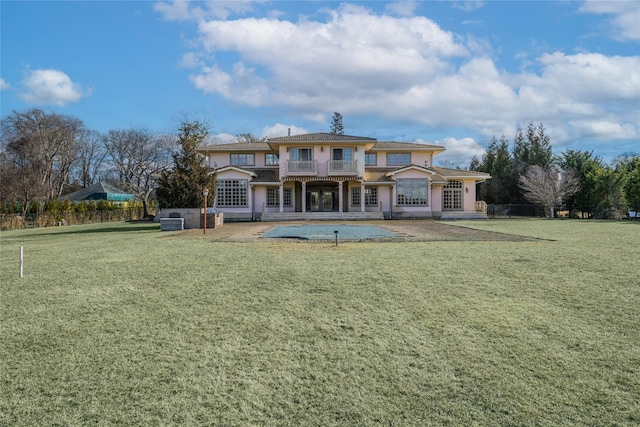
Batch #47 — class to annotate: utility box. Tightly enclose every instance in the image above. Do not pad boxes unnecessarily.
[201,207,224,229]
[160,218,184,231]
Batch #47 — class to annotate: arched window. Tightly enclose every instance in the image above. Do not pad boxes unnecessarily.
[443,180,463,210]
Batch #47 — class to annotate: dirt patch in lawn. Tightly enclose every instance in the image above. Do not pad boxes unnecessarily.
[174,220,538,243]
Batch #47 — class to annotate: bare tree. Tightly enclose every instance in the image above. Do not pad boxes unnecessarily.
[74,129,106,188]
[237,133,266,143]
[0,137,48,215]
[519,165,580,218]
[1,109,84,207]
[103,128,174,217]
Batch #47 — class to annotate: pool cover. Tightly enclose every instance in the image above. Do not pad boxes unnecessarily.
[263,224,398,240]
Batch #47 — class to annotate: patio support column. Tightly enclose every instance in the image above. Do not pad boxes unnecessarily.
[279,183,284,213]
[361,181,366,212]
[338,181,344,212]
[301,181,306,213]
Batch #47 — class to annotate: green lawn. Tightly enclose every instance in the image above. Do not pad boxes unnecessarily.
[1,220,638,426]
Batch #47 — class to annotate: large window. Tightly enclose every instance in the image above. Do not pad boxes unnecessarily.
[353,187,378,206]
[397,179,428,206]
[291,148,313,161]
[387,153,410,166]
[443,180,463,210]
[267,187,292,207]
[365,153,377,166]
[352,187,361,206]
[230,153,255,166]
[365,187,378,206]
[265,153,279,166]
[217,180,248,207]
[332,148,353,161]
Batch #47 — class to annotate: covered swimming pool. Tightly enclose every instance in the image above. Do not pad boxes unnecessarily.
[262,224,399,240]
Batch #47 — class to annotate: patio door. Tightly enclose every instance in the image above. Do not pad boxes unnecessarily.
[306,184,339,211]
[443,180,463,210]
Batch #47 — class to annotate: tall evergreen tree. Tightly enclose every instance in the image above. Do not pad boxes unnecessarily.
[330,112,344,135]
[616,154,640,214]
[559,150,604,216]
[492,136,514,204]
[156,120,214,208]
[527,122,553,168]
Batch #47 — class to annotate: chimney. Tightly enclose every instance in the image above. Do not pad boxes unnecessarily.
[288,127,291,136]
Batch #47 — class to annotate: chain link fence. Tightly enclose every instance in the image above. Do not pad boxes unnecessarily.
[486,204,546,219]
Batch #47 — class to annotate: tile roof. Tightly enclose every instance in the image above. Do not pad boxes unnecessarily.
[268,132,377,142]
[431,166,491,179]
[199,142,272,152]
[370,141,445,151]
[364,169,394,183]
[251,169,280,183]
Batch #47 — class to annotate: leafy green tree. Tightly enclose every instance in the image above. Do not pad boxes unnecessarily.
[559,150,604,217]
[527,122,553,168]
[474,135,513,204]
[614,153,640,215]
[330,112,344,135]
[156,120,214,209]
[593,166,627,219]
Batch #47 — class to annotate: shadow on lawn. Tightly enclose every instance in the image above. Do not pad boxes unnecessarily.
[14,221,159,237]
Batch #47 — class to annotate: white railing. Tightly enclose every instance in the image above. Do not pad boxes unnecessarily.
[475,200,487,213]
[328,160,358,175]
[288,160,317,174]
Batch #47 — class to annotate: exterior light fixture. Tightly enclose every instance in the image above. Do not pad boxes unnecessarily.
[202,187,209,234]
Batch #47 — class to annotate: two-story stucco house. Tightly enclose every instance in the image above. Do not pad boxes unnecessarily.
[198,132,490,221]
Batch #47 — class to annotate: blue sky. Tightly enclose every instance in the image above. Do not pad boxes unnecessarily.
[1,1,639,165]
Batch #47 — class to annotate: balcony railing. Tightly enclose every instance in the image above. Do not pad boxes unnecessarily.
[288,160,317,175]
[328,160,358,175]
[475,200,487,213]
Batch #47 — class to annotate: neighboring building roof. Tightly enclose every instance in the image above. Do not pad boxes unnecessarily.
[268,132,377,143]
[59,182,135,202]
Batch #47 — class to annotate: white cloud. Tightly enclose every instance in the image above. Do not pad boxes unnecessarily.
[385,1,419,17]
[452,2,485,12]
[180,52,203,68]
[154,0,264,21]
[579,0,640,41]
[0,78,10,90]
[430,137,486,166]
[261,123,308,138]
[19,69,90,106]
[569,120,638,140]
[172,3,639,155]
[191,4,467,110]
[211,133,238,144]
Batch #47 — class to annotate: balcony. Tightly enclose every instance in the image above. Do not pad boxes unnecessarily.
[328,160,358,176]
[287,160,317,175]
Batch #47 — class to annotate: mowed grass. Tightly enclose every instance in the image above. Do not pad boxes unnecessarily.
[1,220,638,426]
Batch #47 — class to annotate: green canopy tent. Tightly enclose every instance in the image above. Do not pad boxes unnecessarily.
[58,182,135,203]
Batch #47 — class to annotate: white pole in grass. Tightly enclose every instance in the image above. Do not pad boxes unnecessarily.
[18,246,24,278]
